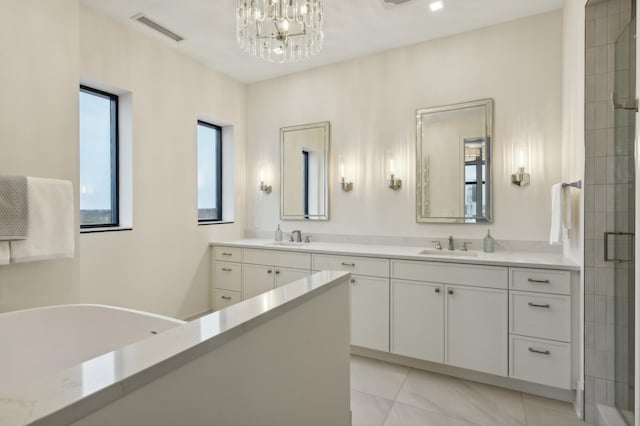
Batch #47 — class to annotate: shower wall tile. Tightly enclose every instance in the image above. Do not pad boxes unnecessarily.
[583,2,634,420]
[596,17,608,45]
[595,295,607,323]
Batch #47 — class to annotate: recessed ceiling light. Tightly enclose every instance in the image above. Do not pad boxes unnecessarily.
[429,1,444,11]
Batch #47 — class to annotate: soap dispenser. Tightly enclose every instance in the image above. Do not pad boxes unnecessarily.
[483,230,495,253]
[275,225,283,242]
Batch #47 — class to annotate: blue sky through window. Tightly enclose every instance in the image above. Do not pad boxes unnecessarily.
[197,123,220,218]
[79,90,114,212]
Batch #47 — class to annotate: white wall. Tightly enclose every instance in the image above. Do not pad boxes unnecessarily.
[0,3,246,320]
[0,0,81,310]
[77,5,246,319]
[246,11,564,242]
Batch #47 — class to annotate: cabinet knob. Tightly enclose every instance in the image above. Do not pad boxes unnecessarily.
[350,278,356,284]
[267,269,273,274]
[435,288,441,294]
[275,270,280,275]
[448,289,454,295]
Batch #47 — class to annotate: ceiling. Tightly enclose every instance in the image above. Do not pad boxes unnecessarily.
[81,0,565,84]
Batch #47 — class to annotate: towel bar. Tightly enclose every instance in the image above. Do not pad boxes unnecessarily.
[562,181,582,189]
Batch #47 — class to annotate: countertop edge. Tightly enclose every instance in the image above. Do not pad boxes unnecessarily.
[209,240,580,271]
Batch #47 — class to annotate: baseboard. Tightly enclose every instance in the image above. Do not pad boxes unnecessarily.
[351,346,576,402]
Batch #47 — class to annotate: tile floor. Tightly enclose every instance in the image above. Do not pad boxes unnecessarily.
[350,355,592,426]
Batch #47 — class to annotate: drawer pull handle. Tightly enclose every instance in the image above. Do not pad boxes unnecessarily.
[341,262,356,267]
[221,296,232,300]
[448,289,454,295]
[528,302,551,308]
[528,278,550,284]
[528,347,551,355]
[221,268,233,272]
[435,288,441,294]
[350,278,356,284]
[221,252,233,256]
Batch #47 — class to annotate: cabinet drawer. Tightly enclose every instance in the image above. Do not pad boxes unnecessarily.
[510,335,571,389]
[510,268,570,295]
[510,292,571,342]
[243,248,311,269]
[391,260,507,289]
[213,289,241,311]
[213,246,242,262]
[214,262,241,292]
[313,254,389,278]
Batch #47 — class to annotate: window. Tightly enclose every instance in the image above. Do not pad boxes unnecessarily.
[197,121,222,222]
[79,86,119,228]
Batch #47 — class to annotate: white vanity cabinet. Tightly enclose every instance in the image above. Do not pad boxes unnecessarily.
[391,280,444,362]
[211,242,578,394]
[211,246,243,310]
[445,285,508,376]
[211,247,312,306]
[508,268,573,389]
[312,254,391,352]
[390,260,508,376]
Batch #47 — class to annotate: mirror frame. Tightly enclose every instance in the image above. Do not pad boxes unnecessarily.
[280,121,330,221]
[415,98,494,224]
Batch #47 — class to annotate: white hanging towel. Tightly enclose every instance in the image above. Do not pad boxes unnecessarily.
[549,183,572,245]
[0,242,9,265]
[10,178,74,263]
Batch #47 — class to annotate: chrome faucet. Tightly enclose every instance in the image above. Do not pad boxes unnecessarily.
[448,236,454,251]
[291,230,302,242]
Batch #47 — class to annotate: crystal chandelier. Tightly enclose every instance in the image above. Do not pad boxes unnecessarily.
[236,0,324,63]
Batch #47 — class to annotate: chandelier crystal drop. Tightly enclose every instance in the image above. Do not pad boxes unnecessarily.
[236,0,324,63]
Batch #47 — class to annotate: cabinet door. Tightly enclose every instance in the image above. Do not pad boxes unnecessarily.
[350,275,389,352]
[391,280,444,363]
[275,267,311,288]
[445,285,508,376]
[242,264,275,300]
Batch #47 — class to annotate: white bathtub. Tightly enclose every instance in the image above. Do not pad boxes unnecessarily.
[0,304,185,393]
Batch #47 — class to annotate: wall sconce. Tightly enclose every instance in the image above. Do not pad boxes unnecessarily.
[259,168,272,194]
[511,150,530,187]
[339,162,353,192]
[387,159,402,190]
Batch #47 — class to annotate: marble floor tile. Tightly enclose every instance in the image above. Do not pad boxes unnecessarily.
[350,390,394,426]
[351,356,409,400]
[384,402,480,426]
[524,399,591,426]
[395,369,526,426]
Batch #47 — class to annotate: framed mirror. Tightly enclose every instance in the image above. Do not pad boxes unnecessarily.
[280,121,330,220]
[416,99,493,223]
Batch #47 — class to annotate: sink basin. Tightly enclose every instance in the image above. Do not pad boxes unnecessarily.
[418,249,479,257]
[265,241,308,247]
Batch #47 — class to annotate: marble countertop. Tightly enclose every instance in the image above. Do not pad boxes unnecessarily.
[0,271,350,426]
[211,239,580,271]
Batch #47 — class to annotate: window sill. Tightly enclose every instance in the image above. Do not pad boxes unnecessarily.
[80,226,133,234]
[198,221,234,226]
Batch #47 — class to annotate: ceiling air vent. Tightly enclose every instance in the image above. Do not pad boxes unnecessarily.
[383,0,414,5]
[131,13,184,42]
